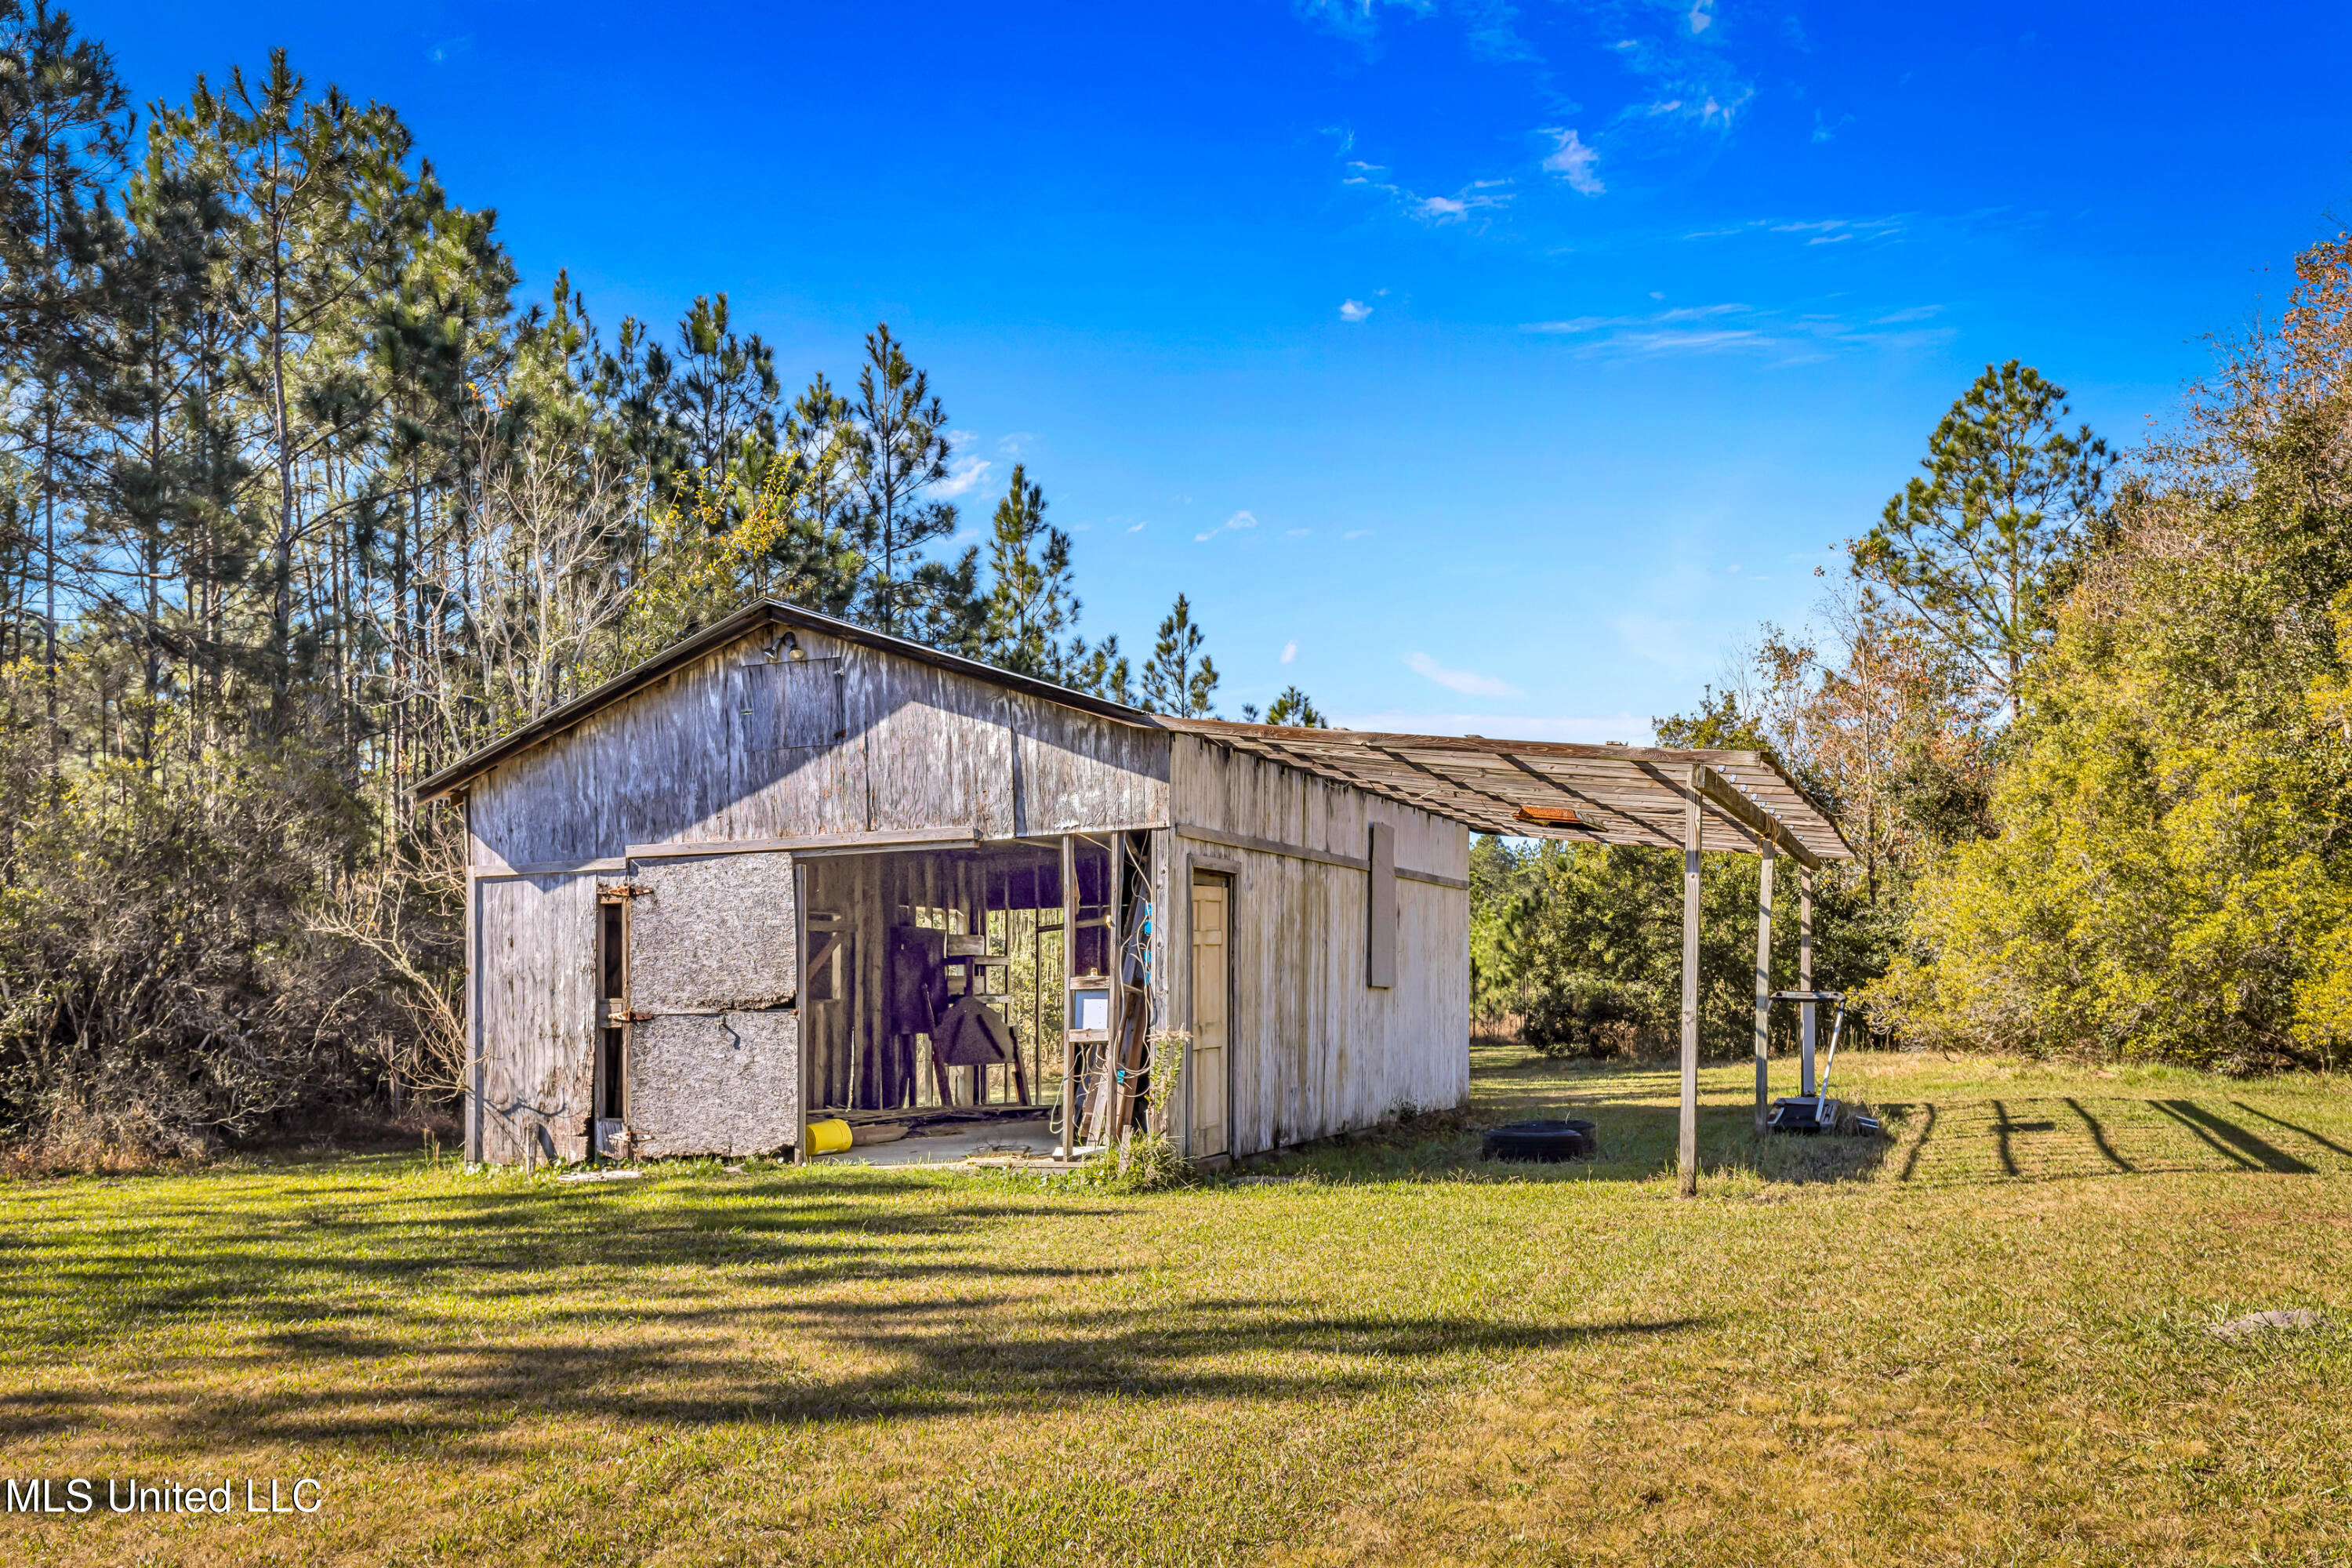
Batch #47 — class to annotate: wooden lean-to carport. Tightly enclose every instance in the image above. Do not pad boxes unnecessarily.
[1159,720,1855,1194]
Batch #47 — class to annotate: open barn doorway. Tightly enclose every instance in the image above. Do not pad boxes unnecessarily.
[795,833,1148,1160]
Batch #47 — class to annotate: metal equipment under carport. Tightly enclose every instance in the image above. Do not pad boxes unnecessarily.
[1760,989,1879,1136]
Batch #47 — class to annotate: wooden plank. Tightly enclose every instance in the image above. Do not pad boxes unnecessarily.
[474,870,600,1165]
[1800,866,1817,1097]
[795,857,812,1164]
[1058,833,1078,1152]
[626,826,981,861]
[1754,839,1774,1135]
[477,857,628,880]
[1679,764,1702,1200]
[1172,821,1469,888]
[1694,765,1823,872]
[465,808,481,1163]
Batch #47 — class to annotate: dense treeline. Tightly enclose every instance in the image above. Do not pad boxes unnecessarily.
[1875,239,2352,1071]
[1477,238,2352,1076]
[0,9,1310,1161]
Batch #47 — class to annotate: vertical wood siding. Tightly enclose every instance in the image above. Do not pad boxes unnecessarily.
[474,872,598,1164]
[466,627,1171,870]
[1168,735,1470,1156]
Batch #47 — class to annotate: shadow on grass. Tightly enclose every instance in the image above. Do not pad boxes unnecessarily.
[1267,1096,1890,1188]
[1879,1095,2352,1187]
[1292,1047,2352,1192]
[0,1156,1712,1445]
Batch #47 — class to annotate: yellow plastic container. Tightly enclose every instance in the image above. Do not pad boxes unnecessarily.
[806,1118,853,1156]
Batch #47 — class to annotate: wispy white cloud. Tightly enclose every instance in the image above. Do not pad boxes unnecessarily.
[1285,527,1312,538]
[1340,298,1373,321]
[1127,521,1148,534]
[1280,640,1299,665]
[934,430,993,500]
[935,459,993,500]
[1404,651,1523,698]
[1519,299,1953,362]
[1344,528,1371,540]
[1538,128,1604,196]
[1195,509,1260,543]
[1297,0,1534,64]
[1344,158,1512,226]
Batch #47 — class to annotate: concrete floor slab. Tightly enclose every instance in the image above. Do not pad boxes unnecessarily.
[826,1118,1060,1167]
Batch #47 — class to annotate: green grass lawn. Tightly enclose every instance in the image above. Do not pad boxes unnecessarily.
[6,1044,2352,1566]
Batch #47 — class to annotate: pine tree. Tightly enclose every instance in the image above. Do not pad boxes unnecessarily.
[1069,633,1132,705]
[981,464,1079,678]
[1256,685,1327,726]
[1852,360,2111,714]
[670,292,778,503]
[166,51,416,710]
[0,0,129,727]
[1139,592,1218,717]
[843,323,958,637]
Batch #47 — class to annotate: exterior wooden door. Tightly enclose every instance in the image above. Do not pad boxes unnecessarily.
[1189,872,1230,1160]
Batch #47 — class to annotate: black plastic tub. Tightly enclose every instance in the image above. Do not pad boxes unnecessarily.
[1481,1119,1598,1163]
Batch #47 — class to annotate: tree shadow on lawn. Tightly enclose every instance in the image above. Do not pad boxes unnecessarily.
[0,1162,1711,1449]
[0,1171,1131,1341]
[1278,1064,2352,1192]
[1877,1094,2352,1186]
[1268,1098,1891,1188]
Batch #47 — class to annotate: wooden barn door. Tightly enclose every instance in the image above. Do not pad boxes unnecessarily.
[622,851,801,1158]
[1189,871,1231,1160]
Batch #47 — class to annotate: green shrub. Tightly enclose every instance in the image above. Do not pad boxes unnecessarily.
[1521,972,1666,1058]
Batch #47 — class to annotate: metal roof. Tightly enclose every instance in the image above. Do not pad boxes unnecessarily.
[412,598,1849,865]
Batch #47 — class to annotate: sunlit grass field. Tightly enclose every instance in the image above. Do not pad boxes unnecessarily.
[6,1042,2352,1566]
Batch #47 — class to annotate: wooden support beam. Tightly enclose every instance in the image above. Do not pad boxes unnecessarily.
[1679,764,1702,1200]
[1754,838,1774,1136]
[1692,767,1822,872]
[1800,866,1817,1098]
[1058,833,1079,1154]
[794,858,811,1165]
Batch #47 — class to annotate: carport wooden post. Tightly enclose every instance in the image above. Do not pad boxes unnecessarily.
[1679,764,1703,1198]
[1753,838,1774,1135]
[1799,868,1817,1097]
[1058,833,1079,1155]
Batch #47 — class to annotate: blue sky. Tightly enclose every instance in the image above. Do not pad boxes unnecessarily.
[96,0,2352,736]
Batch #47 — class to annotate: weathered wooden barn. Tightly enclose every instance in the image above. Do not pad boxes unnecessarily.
[416,599,1847,1174]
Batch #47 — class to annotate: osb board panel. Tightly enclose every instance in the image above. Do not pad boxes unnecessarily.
[1168,843,1468,1159]
[466,626,1170,869]
[476,872,598,1165]
[628,1011,800,1158]
[629,852,797,1014]
[1170,735,1468,882]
